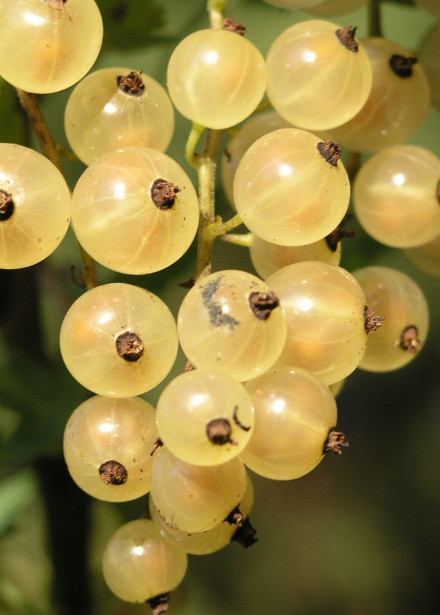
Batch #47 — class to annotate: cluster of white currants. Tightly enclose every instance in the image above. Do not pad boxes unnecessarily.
[0,0,437,612]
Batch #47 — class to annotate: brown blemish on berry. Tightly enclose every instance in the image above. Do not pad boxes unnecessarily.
[324,429,349,455]
[335,26,359,52]
[398,325,422,355]
[99,460,128,485]
[151,179,181,210]
[117,70,145,96]
[317,141,341,167]
[248,291,279,320]
[436,179,440,204]
[364,306,385,333]
[0,189,14,221]
[389,54,418,78]
[116,331,144,362]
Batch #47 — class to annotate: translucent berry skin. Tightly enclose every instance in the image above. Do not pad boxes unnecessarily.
[353,145,440,248]
[267,261,368,385]
[266,20,372,131]
[102,519,188,603]
[233,128,350,246]
[242,366,337,480]
[149,474,254,555]
[177,270,287,382]
[156,369,255,466]
[322,37,431,153]
[353,266,429,372]
[0,143,71,269]
[419,24,440,112]
[167,29,266,129]
[63,396,159,502]
[404,232,440,277]
[261,0,324,11]
[250,233,341,280]
[64,67,175,165]
[59,283,178,397]
[150,449,248,533]
[305,0,371,16]
[0,0,103,94]
[222,111,292,207]
[71,147,199,275]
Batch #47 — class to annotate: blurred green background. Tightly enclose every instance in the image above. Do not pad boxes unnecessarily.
[1,0,440,614]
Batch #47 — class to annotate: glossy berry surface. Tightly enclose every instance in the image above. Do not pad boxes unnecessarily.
[0,0,103,93]
[167,28,266,129]
[59,283,178,397]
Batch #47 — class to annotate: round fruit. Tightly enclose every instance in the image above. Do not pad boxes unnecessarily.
[102,519,187,603]
[71,147,199,274]
[156,369,255,466]
[64,67,175,165]
[167,28,266,129]
[233,128,350,246]
[0,0,103,94]
[59,283,178,397]
[63,396,159,502]
[0,143,71,269]
[266,20,372,130]
[177,269,287,382]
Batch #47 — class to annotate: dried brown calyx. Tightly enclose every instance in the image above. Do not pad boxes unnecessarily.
[225,506,244,527]
[248,291,280,320]
[0,189,14,221]
[324,429,349,455]
[364,306,384,333]
[231,518,258,548]
[151,179,181,210]
[223,18,246,35]
[116,331,144,362]
[398,325,421,355]
[325,227,354,252]
[206,418,237,445]
[44,0,65,9]
[335,26,359,52]
[436,179,440,204]
[148,593,170,615]
[317,141,341,167]
[99,460,128,485]
[117,70,145,97]
[389,54,418,78]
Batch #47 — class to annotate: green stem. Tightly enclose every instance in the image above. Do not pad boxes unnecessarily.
[15,89,99,290]
[185,122,206,169]
[207,213,243,239]
[193,129,222,282]
[207,0,228,29]
[221,231,253,247]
